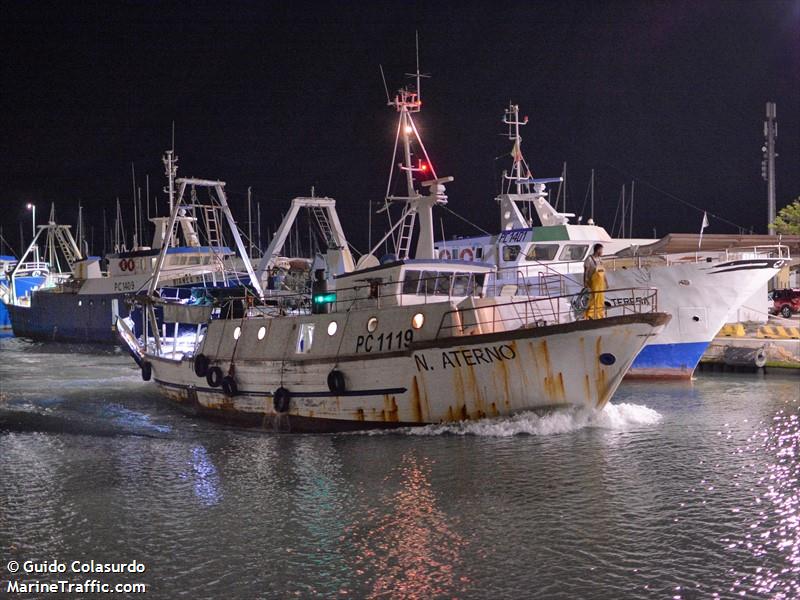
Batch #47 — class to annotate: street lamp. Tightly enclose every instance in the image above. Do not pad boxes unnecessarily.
[26,203,38,263]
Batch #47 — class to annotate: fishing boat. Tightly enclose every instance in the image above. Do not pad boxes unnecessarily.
[0,256,49,329]
[7,152,248,344]
[118,76,670,432]
[435,104,787,379]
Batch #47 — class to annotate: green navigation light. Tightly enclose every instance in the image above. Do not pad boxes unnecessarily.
[313,292,337,304]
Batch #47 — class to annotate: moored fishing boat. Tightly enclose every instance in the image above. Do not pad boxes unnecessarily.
[119,75,670,432]
[436,103,787,378]
[7,152,248,344]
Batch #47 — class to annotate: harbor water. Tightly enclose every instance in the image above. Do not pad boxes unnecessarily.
[1,335,799,599]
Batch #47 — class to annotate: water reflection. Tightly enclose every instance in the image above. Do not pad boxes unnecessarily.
[343,453,467,599]
[184,445,221,507]
[726,408,800,598]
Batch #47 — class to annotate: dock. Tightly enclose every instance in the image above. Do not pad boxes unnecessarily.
[700,318,800,373]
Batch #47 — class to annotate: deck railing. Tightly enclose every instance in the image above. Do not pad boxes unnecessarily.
[434,286,659,339]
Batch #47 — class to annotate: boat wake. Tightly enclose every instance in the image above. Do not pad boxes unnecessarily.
[374,402,662,437]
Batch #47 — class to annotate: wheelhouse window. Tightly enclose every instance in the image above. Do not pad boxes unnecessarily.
[502,245,521,261]
[525,244,559,261]
[402,270,421,295]
[434,272,453,295]
[451,274,473,296]
[408,270,483,297]
[420,271,438,296]
[475,247,484,259]
[558,244,589,261]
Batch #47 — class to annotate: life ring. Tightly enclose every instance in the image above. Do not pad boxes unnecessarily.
[206,366,224,388]
[141,361,152,381]
[222,376,238,397]
[32,270,41,277]
[273,386,291,413]
[126,259,136,271]
[194,353,210,377]
[438,249,451,260]
[459,248,474,261]
[327,369,346,394]
[120,260,128,272]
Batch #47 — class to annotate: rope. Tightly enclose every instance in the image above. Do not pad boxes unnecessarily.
[439,204,491,235]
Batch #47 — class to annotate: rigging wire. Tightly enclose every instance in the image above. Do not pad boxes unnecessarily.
[438,204,491,235]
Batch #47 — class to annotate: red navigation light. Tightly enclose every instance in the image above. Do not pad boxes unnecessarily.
[420,163,428,172]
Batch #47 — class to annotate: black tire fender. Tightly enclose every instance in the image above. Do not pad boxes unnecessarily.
[141,361,152,382]
[273,387,291,413]
[206,366,224,388]
[194,353,210,377]
[327,369,346,394]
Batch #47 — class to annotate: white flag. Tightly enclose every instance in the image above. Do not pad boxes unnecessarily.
[698,212,709,248]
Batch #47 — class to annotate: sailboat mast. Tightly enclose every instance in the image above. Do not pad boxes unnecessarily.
[131,163,138,248]
[629,180,635,237]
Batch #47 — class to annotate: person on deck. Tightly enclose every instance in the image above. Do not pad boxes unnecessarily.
[584,243,606,319]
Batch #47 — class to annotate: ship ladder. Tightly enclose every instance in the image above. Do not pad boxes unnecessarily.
[396,211,417,259]
[309,206,335,249]
[202,206,223,248]
[54,227,82,266]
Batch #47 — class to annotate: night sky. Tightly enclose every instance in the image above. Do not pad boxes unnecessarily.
[2,1,798,257]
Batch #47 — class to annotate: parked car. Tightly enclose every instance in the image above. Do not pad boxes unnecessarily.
[770,288,800,318]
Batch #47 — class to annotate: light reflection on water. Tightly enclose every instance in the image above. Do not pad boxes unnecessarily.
[724,410,800,599]
[342,454,468,599]
[0,338,799,598]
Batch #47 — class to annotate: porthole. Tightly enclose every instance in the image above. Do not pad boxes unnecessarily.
[233,326,242,340]
[599,353,616,366]
[412,313,425,329]
[367,317,378,332]
[327,321,338,336]
[257,326,266,340]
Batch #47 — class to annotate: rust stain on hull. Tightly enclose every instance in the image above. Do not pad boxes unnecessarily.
[381,395,399,422]
[410,378,422,423]
[595,336,608,406]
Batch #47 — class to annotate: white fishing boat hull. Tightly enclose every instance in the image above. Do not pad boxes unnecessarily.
[604,257,783,378]
[488,252,784,379]
[128,304,669,433]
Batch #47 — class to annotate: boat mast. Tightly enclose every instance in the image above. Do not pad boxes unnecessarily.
[162,150,178,247]
[372,40,449,261]
[497,103,563,229]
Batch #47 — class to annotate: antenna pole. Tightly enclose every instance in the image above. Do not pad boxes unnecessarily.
[257,201,262,251]
[763,102,777,234]
[248,186,253,259]
[415,31,421,103]
[379,65,391,105]
[590,169,595,223]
